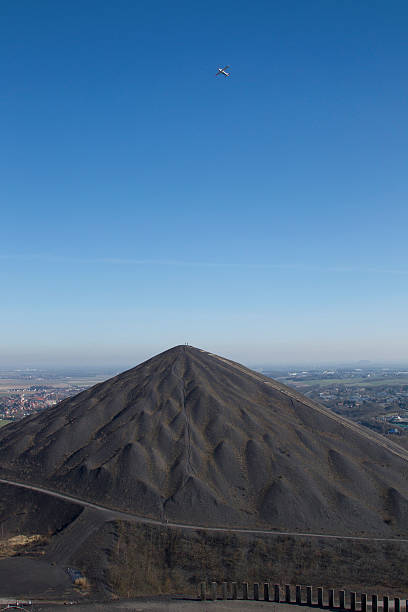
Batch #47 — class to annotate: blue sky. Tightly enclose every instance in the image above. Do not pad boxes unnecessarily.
[1,0,407,366]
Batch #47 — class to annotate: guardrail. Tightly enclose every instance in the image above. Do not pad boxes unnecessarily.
[199,582,405,610]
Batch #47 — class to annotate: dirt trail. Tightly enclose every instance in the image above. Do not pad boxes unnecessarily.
[2,477,408,545]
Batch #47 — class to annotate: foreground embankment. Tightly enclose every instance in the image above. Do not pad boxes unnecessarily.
[72,521,408,598]
[1,482,408,601]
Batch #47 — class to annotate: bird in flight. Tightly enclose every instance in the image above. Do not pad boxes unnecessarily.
[216,65,230,77]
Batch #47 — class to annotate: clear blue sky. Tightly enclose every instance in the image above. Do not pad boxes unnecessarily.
[1,0,407,366]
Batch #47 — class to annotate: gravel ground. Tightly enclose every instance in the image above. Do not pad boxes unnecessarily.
[26,599,391,612]
[36,600,296,611]
[0,557,76,599]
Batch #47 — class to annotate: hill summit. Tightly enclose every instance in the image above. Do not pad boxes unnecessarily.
[1,345,408,534]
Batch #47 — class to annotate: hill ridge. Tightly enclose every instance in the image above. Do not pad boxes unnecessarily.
[205,348,408,463]
[1,345,408,536]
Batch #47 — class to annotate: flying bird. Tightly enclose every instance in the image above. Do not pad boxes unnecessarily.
[216,65,230,77]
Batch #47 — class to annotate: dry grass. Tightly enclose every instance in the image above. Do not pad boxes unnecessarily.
[104,520,408,599]
[74,575,91,594]
[0,534,47,558]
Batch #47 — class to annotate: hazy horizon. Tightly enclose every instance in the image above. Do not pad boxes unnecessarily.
[1,343,408,370]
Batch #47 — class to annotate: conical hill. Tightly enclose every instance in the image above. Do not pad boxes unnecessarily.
[1,345,408,535]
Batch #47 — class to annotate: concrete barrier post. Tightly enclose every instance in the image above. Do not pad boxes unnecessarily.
[394,598,400,612]
[221,582,227,600]
[318,587,324,608]
[296,585,302,605]
[232,582,238,600]
[254,583,260,601]
[361,593,367,612]
[383,596,389,612]
[242,582,248,600]
[328,589,335,608]
[350,592,356,611]
[286,584,291,603]
[264,583,270,601]
[211,582,217,601]
[274,584,280,602]
[307,586,312,606]
[372,594,378,612]
[200,582,206,600]
[339,590,345,609]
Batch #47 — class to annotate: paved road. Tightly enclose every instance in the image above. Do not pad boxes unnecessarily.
[1,477,408,545]
[36,601,285,611]
[24,599,401,611]
[34,601,291,611]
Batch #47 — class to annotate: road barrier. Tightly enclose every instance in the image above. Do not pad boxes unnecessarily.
[198,582,405,609]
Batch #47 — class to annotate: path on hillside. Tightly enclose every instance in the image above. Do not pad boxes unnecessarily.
[2,476,408,545]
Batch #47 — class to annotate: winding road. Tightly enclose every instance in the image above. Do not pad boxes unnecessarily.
[1,476,408,545]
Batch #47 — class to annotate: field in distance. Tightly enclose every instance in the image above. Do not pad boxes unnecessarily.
[263,364,408,448]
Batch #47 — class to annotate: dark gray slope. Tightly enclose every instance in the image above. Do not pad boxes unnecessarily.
[0,557,76,598]
[0,345,408,534]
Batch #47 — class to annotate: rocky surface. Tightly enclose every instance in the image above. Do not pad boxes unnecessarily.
[0,345,408,535]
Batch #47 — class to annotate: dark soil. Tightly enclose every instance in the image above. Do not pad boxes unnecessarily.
[0,346,408,536]
[1,346,408,602]
[0,557,77,598]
